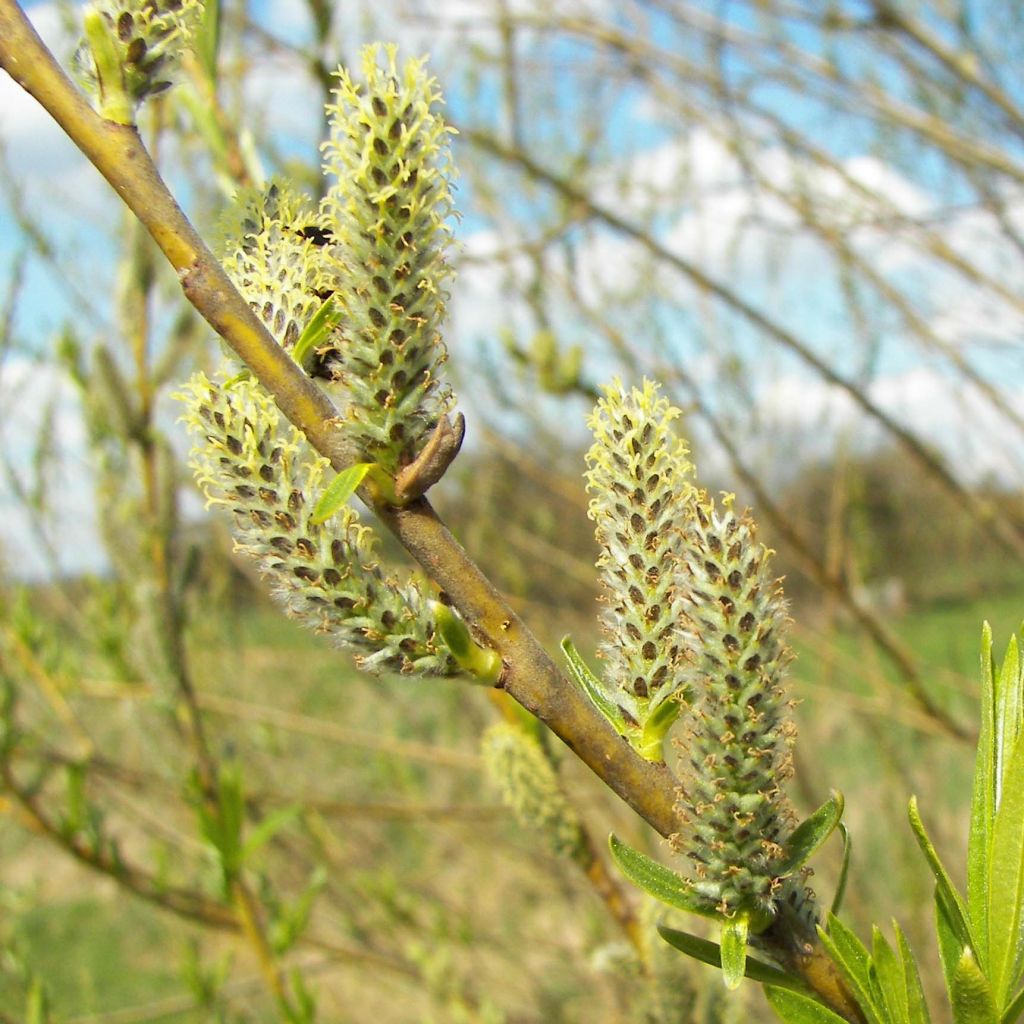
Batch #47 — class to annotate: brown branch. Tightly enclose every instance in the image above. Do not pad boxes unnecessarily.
[0,7,858,1014]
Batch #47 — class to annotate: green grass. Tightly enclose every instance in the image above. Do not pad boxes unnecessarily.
[4,579,1024,1022]
[0,895,199,1019]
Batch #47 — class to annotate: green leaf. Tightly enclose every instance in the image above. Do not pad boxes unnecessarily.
[872,925,909,1024]
[82,8,132,124]
[765,986,852,1024]
[779,791,845,876]
[895,920,932,1024]
[996,636,1022,804]
[938,887,968,999]
[988,724,1024,1006]
[292,296,343,369]
[432,603,501,683]
[908,796,974,951]
[830,824,852,919]
[969,622,996,970]
[310,463,373,525]
[721,914,751,990]
[657,925,805,991]
[608,834,717,919]
[638,696,681,762]
[818,916,885,1024]
[26,977,48,1024]
[562,637,626,734]
[952,947,999,1024]
[194,0,221,82]
[241,803,302,865]
[1001,986,1024,1023]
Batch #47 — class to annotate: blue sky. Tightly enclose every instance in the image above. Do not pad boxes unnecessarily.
[3,0,1024,578]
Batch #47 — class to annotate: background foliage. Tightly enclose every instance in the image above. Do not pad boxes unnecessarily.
[2,0,1024,1020]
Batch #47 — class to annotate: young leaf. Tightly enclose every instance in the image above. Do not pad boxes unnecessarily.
[310,463,373,525]
[908,796,974,951]
[638,695,680,762]
[608,834,717,918]
[1001,985,1024,1024]
[987,725,1024,1007]
[830,824,852,919]
[819,916,885,1024]
[291,296,343,370]
[952,947,999,1024]
[241,803,302,866]
[765,986,853,1024]
[894,921,932,1024]
[432,603,502,683]
[561,637,626,733]
[968,622,996,970]
[937,887,967,999]
[721,913,751,990]
[778,791,845,876]
[657,925,806,990]
[995,635,1022,806]
[872,925,909,1024]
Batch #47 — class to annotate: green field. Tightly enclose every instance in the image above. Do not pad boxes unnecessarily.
[2,577,1022,1022]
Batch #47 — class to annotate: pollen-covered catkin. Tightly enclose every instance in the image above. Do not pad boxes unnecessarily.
[673,491,798,920]
[217,180,341,355]
[76,0,203,118]
[179,373,458,676]
[320,43,456,469]
[584,379,694,750]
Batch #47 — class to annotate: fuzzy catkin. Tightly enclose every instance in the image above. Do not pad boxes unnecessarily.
[481,723,586,862]
[217,180,339,354]
[76,0,203,112]
[584,379,694,734]
[673,490,798,919]
[320,43,456,469]
[179,372,458,676]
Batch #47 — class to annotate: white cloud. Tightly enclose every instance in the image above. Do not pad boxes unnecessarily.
[0,355,102,580]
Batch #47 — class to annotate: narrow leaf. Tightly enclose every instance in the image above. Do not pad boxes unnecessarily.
[721,914,751,990]
[952,947,999,1024]
[908,797,974,951]
[310,463,373,525]
[779,791,845,876]
[819,917,885,1024]
[765,986,852,1024]
[292,296,343,369]
[969,622,996,970]
[562,637,625,732]
[1001,986,1024,1024]
[830,824,852,919]
[241,804,301,865]
[937,885,968,999]
[638,696,680,762]
[996,636,1022,807]
[872,925,909,1024]
[194,0,221,82]
[988,726,1024,1006]
[894,921,932,1024]
[608,834,717,918]
[657,925,805,991]
[432,603,501,683]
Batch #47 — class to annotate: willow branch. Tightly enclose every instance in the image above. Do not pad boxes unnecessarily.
[0,0,679,843]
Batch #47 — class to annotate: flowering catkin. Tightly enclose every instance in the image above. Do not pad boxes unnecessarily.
[673,490,798,920]
[583,379,694,755]
[482,723,586,862]
[179,373,458,677]
[320,44,456,469]
[77,0,203,120]
[217,180,339,355]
